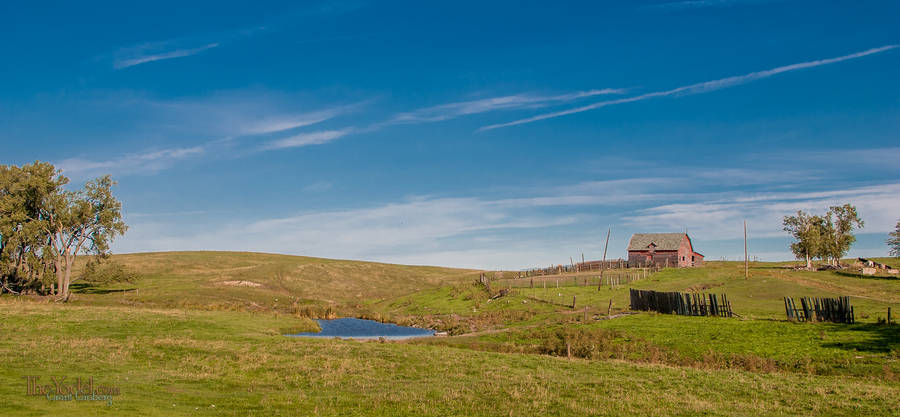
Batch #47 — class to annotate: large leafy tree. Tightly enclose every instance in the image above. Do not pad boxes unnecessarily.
[783,210,825,269]
[823,204,864,266]
[888,220,900,258]
[0,162,66,293]
[41,175,127,301]
[783,204,864,269]
[0,161,126,300]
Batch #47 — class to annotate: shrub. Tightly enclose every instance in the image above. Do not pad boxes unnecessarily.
[82,259,135,284]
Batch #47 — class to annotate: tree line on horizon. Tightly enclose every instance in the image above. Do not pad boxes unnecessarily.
[0,161,127,301]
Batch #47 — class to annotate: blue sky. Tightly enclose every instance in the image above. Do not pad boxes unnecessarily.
[2,0,899,268]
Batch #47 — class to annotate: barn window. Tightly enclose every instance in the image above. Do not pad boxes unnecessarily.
[682,256,685,261]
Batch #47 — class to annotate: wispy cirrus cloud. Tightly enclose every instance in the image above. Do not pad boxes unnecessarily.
[624,182,900,241]
[241,111,340,135]
[58,145,207,179]
[480,44,899,131]
[137,91,362,137]
[388,89,625,124]
[109,3,367,69]
[240,101,367,135]
[39,90,364,177]
[303,181,334,192]
[259,88,624,150]
[111,25,265,69]
[114,43,222,69]
[263,128,356,149]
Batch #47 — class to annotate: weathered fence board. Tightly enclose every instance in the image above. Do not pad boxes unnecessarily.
[629,288,733,317]
[783,296,854,323]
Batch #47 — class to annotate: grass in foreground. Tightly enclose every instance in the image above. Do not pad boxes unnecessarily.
[1,301,899,417]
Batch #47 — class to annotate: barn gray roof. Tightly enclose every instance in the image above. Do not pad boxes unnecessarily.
[627,233,686,251]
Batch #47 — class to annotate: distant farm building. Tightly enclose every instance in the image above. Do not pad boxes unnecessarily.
[627,233,703,267]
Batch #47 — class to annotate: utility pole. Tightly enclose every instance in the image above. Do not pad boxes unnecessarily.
[744,220,749,280]
[602,227,611,264]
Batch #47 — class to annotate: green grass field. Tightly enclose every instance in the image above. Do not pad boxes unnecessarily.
[2,252,898,416]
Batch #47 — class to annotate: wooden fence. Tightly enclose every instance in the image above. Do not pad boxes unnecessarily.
[629,289,734,317]
[520,259,659,277]
[494,269,652,290]
[783,296,854,323]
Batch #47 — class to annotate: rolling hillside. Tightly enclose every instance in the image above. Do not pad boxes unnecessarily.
[71,251,478,311]
[3,252,897,416]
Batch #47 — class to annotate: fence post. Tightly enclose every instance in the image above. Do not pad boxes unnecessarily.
[572,295,576,309]
[889,307,892,326]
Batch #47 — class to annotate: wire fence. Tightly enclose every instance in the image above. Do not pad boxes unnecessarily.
[492,268,654,290]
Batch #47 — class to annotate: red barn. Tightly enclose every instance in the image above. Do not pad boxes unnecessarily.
[627,233,703,267]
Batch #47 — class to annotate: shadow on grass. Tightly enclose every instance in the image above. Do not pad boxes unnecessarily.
[70,283,136,294]
[833,271,899,281]
[821,323,900,353]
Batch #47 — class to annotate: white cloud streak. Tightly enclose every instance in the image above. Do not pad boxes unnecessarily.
[480,45,899,131]
[240,110,342,135]
[109,4,365,70]
[114,43,221,69]
[389,89,625,124]
[303,181,333,192]
[623,182,900,241]
[58,146,207,179]
[258,88,624,151]
[111,25,266,69]
[263,128,355,149]
[141,93,359,138]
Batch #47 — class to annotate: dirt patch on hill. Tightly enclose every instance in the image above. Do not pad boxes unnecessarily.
[685,283,723,293]
[219,280,263,288]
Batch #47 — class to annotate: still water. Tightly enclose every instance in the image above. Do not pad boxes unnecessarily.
[287,318,434,340]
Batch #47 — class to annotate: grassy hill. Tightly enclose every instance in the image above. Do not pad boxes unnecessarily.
[2,251,899,416]
[69,251,478,313]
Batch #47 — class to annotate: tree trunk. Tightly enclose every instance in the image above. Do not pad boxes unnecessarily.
[61,255,74,301]
[54,256,64,298]
[805,252,811,270]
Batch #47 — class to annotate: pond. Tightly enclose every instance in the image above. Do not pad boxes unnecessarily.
[287,318,435,340]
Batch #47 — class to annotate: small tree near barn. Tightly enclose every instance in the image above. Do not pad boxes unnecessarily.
[888,220,900,258]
